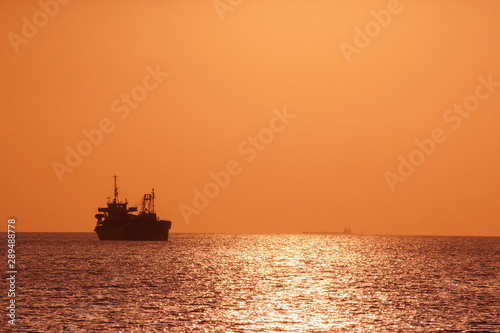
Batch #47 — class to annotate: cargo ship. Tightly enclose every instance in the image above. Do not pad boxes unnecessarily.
[94,176,172,241]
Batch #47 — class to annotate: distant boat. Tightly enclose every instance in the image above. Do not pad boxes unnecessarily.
[302,228,353,235]
[94,176,172,241]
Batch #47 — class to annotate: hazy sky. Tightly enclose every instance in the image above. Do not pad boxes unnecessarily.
[1,0,499,235]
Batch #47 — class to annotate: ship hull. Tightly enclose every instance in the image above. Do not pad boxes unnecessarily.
[95,220,171,241]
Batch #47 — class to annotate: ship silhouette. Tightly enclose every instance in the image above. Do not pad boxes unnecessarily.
[94,176,172,241]
[302,228,353,235]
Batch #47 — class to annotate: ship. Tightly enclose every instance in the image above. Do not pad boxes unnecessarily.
[302,228,353,235]
[94,176,172,241]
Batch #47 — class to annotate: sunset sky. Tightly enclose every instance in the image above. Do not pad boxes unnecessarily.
[1,0,499,235]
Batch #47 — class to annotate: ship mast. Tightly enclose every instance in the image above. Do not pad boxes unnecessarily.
[113,175,118,204]
[152,188,155,213]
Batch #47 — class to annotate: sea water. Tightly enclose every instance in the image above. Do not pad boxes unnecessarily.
[2,233,499,332]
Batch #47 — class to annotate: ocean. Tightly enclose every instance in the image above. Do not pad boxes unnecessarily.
[2,233,499,332]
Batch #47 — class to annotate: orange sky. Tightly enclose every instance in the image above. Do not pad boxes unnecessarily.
[1,0,499,235]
